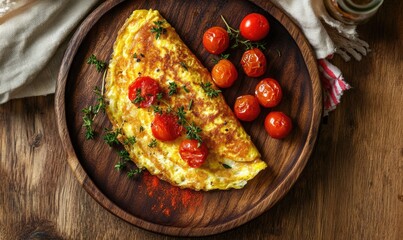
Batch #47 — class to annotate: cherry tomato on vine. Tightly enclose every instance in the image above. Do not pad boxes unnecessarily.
[255,78,283,108]
[211,59,238,88]
[128,76,161,108]
[234,95,261,122]
[151,113,183,141]
[264,111,292,139]
[202,26,230,55]
[239,13,270,41]
[240,48,267,77]
[179,139,209,168]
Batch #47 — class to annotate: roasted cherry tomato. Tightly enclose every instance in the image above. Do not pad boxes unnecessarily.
[202,26,230,55]
[240,48,267,77]
[179,139,209,168]
[211,59,238,88]
[151,113,183,141]
[239,13,270,41]
[234,95,261,122]
[255,78,283,108]
[128,76,161,108]
[264,111,292,139]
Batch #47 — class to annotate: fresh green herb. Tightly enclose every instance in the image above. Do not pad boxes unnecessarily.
[132,88,144,104]
[127,168,143,179]
[179,62,188,71]
[118,150,131,162]
[188,99,193,110]
[240,39,267,51]
[174,105,202,145]
[87,54,106,72]
[201,82,221,98]
[176,106,187,125]
[148,139,157,148]
[124,136,137,145]
[103,128,121,146]
[156,92,164,101]
[81,84,106,140]
[222,163,232,169]
[211,53,231,64]
[82,106,95,139]
[115,150,131,170]
[220,15,267,51]
[139,126,144,132]
[93,86,106,113]
[133,53,138,58]
[114,161,126,170]
[168,81,178,96]
[151,20,166,39]
[185,122,203,146]
[152,105,163,114]
[182,85,190,93]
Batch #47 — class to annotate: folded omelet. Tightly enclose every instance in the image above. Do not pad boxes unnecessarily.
[105,9,267,190]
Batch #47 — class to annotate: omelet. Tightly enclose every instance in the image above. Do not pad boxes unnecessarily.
[104,9,267,190]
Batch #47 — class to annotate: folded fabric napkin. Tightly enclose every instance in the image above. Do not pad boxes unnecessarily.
[0,0,370,115]
[271,0,370,115]
[0,0,99,103]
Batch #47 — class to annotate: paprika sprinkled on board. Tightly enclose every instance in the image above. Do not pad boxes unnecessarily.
[140,172,203,217]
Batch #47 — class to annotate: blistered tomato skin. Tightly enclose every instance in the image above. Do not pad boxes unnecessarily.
[240,48,267,77]
[151,113,183,141]
[202,27,230,55]
[211,59,238,88]
[264,111,292,139]
[128,76,161,108]
[240,13,270,41]
[234,95,261,122]
[255,78,283,108]
[179,140,209,168]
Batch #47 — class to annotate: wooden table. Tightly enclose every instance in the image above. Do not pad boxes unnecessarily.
[1,2,402,239]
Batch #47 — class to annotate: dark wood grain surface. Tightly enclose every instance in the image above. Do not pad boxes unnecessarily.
[1,0,402,239]
[54,0,320,236]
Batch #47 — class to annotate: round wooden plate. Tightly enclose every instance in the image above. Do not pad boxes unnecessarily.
[55,0,322,236]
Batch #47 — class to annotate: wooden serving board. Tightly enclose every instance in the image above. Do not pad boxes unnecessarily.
[55,0,322,236]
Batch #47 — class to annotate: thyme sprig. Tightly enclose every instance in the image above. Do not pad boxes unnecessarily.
[220,15,267,50]
[211,53,231,64]
[115,150,131,170]
[132,88,145,104]
[87,54,106,72]
[175,106,203,145]
[201,82,221,98]
[152,105,163,114]
[148,139,157,148]
[185,123,203,145]
[151,20,166,39]
[81,69,107,140]
[124,136,137,145]
[103,128,121,146]
[127,168,144,179]
[168,81,178,96]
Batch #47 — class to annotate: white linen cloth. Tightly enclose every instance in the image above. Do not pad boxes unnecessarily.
[0,0,99,103]
[0,0,370,113]
[271,0,370,114]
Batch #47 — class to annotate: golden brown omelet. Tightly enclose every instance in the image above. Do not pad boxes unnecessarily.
[105,9,267,190]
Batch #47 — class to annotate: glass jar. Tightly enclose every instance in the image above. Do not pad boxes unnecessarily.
[324,0,384,25]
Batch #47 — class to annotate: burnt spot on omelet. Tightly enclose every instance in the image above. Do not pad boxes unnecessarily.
[104,9,267,190]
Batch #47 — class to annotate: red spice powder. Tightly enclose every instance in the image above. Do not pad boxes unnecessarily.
[141,172,203,217]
